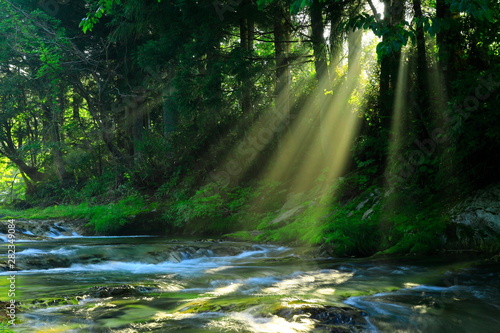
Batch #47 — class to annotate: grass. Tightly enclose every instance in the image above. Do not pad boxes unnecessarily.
[0,195,156,234]
[256,204,327,246]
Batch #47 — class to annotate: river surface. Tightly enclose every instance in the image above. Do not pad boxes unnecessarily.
[1,220,499,332]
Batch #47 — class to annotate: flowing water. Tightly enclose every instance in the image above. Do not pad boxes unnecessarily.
[1,220,499,332]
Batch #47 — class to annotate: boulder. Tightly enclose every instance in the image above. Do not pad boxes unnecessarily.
[87,285,155,298]
[275,304,368,332]
[447,183,500,250]
[15,254,71,270]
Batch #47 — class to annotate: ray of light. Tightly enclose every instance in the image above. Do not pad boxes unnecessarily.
[427,49,454,184]
[206,28,379,245]
[261,45,366,197]
[384,50,409,193]
[207,85,292,188]
[243,41,375,245]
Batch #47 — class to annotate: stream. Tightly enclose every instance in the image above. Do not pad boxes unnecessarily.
[1,220,499,332]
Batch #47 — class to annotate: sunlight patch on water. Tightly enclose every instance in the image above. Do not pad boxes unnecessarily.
[155,280,185,292]
[132,311,225,332]
[403,282,420,288]
[204,265,233,274]
[209,283,244,296]
[261,269,353,296]
[316,287,336,295]
[207,309,316,333]
[87,301,118,309]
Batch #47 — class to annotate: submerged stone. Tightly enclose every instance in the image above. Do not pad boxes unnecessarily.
[86,285,156,298]
[275,304,368,332]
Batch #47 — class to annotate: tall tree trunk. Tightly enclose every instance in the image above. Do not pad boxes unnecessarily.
[124,90,146,164]
[9,157,46,183]
[412,0,431,134]
[75,82,125,163]
[88,94,125,163]
[72,93,82,123]
[132,91,145,163]
[379,0,405,130]
[239,0,254,115]
[328,1,344,83]
[273,5,291,116]
[162,75,177,137]
[0,136,46,185]
[43,99,67,181]
[203,31,224,113]
[436,0,459,90]
[310,0,328,82]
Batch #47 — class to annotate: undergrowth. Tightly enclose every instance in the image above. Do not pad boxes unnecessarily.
[0,171,475,257]
[1,195,153,234]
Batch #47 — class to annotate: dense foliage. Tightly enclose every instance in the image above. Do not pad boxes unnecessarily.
[0,0,499,255]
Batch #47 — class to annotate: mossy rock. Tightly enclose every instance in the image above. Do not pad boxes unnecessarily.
[17,297,81,312]
[273,303,369,332]
[86,284,157,298]
[178,296,268,314]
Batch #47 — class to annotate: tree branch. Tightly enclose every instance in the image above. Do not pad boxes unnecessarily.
[367,0,382,23]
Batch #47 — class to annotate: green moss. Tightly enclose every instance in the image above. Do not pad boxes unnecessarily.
[255,203,327,246]
[335,286,401,300]
[177,295,280,314]
[20,297,80,311]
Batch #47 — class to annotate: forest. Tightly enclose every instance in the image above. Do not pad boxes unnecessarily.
[0,0,499,256]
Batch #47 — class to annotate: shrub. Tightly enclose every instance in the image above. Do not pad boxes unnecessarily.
[323,204,381,256]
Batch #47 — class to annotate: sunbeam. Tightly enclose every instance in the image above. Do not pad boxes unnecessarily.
[384,50,409,193]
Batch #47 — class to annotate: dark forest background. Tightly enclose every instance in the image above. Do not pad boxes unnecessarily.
[1,0,499,255]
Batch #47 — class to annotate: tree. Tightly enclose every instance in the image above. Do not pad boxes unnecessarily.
[310,0,328,81]
[378,0,406,129]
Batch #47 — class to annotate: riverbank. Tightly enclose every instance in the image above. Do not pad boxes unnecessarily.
[2,180,499,258]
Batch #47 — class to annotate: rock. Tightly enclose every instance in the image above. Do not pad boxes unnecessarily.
[194,248,211,258]
[168,251,184,263]
[210,245,249,257]
[16,254,71,270]
[179,246,197,256]
[345,190,381,221]
[270,205,305,225]
[0,219,91,240]
[29,297,77,308]
[87,285,155,298]
[361,207,374,220]
[275,304,368,332]
[145,244,251,265]
[448,183,500,250]
[78,254,105,264]
[355,199,370,211]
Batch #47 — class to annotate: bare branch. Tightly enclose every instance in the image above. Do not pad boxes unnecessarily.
[367,0,383,23]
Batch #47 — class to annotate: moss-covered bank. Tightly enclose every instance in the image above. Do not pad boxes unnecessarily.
[2,175,499,258]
